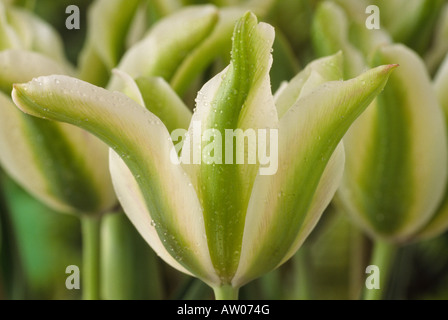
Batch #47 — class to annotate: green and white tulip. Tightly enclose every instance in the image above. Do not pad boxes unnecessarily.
[11,12,395,298]
[337,44,448,243]
[0,4,116,215]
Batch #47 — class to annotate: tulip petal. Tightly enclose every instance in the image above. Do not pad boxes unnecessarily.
[170,7,246,95]
[425,3,448,73]
[338,44,448,242]
[135,76,192,132]
[0,50,114,214]
[87,0,141,68]
[417,54,448,239]
[233,64,396,287]
[109,151,194,278]
[0,49,70,93]
[0,91,114,214]
[180,12,277,282]
[275,52,343,118]
[0,3,67,64]
[0,2,22,49]
[108,5,218,90]
[12,75,218,284]
[112,69,192,132]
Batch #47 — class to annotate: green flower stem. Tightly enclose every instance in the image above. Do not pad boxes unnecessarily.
[81,215,101,300]
[292,249,311,300]
[101,212,164,300]
[213,285,239,300]
[363,240,397,300]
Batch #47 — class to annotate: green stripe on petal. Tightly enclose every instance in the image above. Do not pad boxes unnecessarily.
[12,75,217,284]
[181,12,277,282]
[233,64,396,287]
[312,1,365,78]
[87,0,141,69]
[0,2,20,49]
[0,50,114,215]
[21,114,104,213]
[0,91,114,214]
[111,69,192,132]
[339,44,448,242]
[425,4,448,74]
[108,5,219,90]
[109,151,201,280]
[170,7,245,96]
[135,76,192,132]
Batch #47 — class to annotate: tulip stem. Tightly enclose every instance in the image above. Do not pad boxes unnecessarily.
[213,285,239,300]
[81,215,101,300]
[363,240,396,300]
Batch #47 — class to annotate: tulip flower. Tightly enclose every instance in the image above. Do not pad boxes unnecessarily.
[338,44,447,244]
[11,12,395,299]
[368,0,446,53]
[0,50,116,216]
[312,0,391,79]
[313,1,448,299]
[0,49,119,299]
[337,46,448,300]
[0,1,120,299]
[416,54,448,240]
[0,1,67,64]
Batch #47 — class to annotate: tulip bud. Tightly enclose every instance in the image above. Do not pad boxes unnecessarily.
[0,1,68,65]
[0,50,117,215]
[337,44,448,243]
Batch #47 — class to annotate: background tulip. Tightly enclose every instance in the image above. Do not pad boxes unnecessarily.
[312,0,448,300]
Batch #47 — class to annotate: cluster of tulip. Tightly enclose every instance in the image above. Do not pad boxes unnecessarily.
[0,0,447,300]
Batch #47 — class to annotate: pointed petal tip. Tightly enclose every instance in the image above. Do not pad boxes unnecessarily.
[11,83,31,114]
[388,63,399,70]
